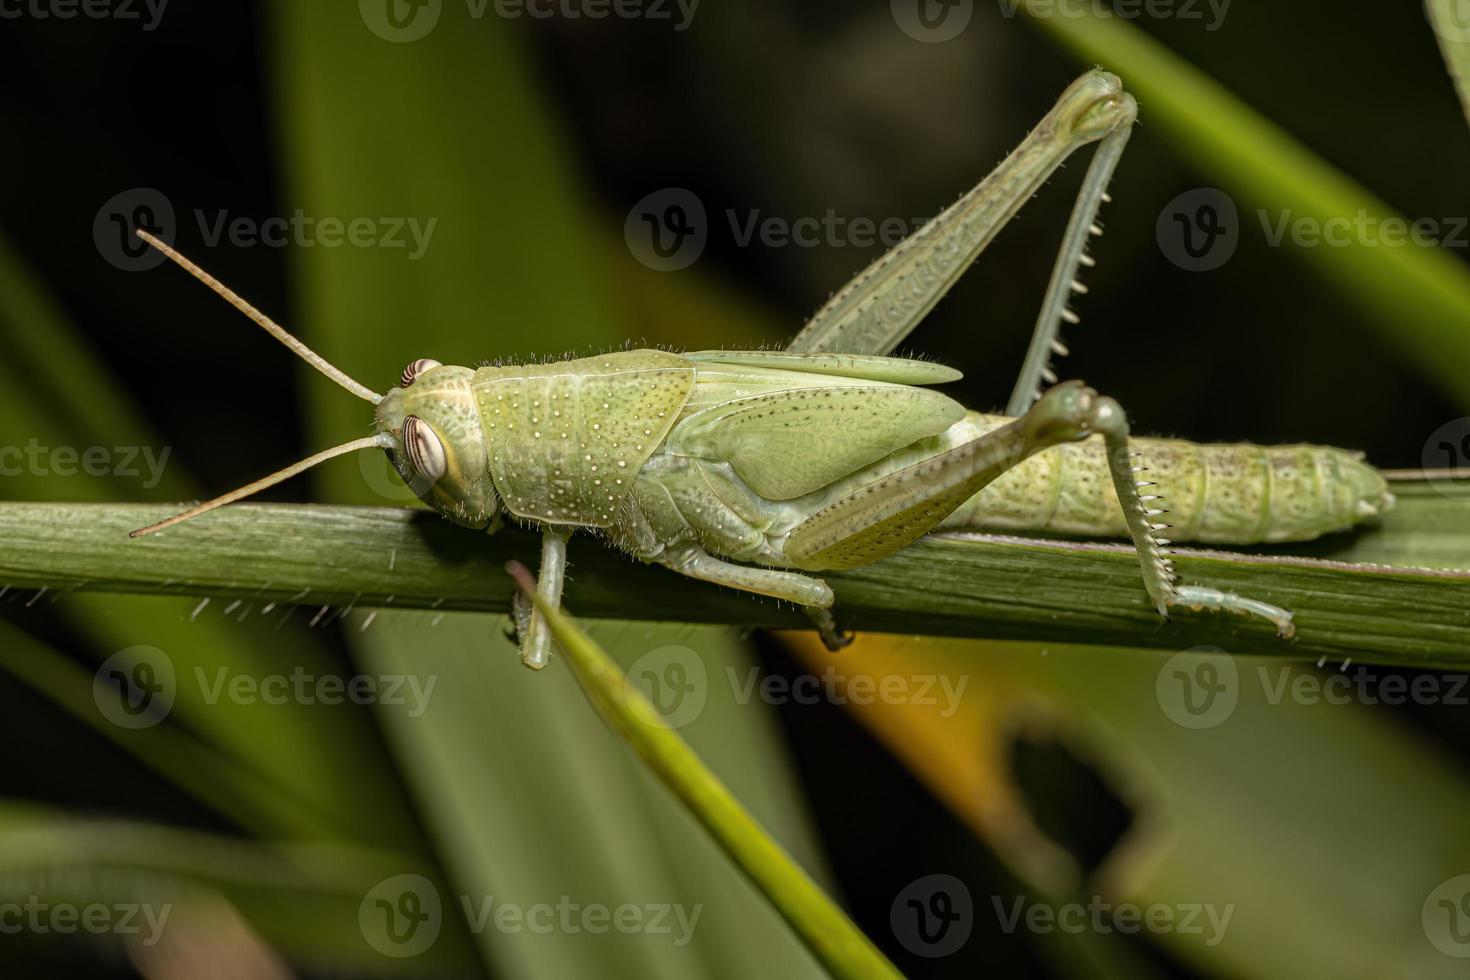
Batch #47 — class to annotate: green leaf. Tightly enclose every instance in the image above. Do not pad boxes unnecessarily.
[511,565,899,979]
[3,486,1467,668]
[792,630,1470,979]
[1020,1,1470,410]
[0,802,456,973]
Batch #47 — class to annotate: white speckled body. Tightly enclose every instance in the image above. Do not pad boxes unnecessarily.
[374,349,1393,579]
[939,415,1391,544]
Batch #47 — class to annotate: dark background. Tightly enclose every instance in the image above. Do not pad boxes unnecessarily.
[1,2,1468,978]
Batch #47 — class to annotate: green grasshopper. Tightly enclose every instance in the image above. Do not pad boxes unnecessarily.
[131,70,1391,669]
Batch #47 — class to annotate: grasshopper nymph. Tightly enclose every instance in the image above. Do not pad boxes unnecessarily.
[131,71,1392,669]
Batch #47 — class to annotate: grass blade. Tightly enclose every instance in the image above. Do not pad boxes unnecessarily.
[506,563,899,980]
[4,493,1467,667]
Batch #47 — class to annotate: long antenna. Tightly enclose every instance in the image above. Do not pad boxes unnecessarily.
[130,434,395,537]
[136,229,383,404]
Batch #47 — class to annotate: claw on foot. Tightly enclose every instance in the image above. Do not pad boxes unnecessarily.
[805,606,854,652]
[1170,585,1296,639]
[821,629,856,652]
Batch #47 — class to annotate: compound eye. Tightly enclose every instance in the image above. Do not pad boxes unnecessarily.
[402,415,447,482]
[400,358,443,387]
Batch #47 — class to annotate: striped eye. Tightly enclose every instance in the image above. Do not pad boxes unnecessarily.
[400,358,442,387]
[402,415,447,482]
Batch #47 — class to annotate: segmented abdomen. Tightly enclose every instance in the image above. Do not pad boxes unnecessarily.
[940,414,1392,545]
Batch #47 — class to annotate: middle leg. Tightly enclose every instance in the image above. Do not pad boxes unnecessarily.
[659,546,850,650]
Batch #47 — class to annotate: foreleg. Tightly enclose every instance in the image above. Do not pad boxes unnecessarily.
[516,528,571,670]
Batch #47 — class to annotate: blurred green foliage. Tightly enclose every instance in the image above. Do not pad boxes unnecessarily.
[1,2,1469,978]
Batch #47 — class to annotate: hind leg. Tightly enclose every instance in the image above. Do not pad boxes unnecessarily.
[784,382,1294,637]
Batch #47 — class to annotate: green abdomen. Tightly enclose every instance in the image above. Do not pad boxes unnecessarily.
[941,414,1393,545]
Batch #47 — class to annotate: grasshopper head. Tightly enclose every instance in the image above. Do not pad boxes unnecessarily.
[1053,69,1137,145]
[375,359,501,530]
[126,233,504,538]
